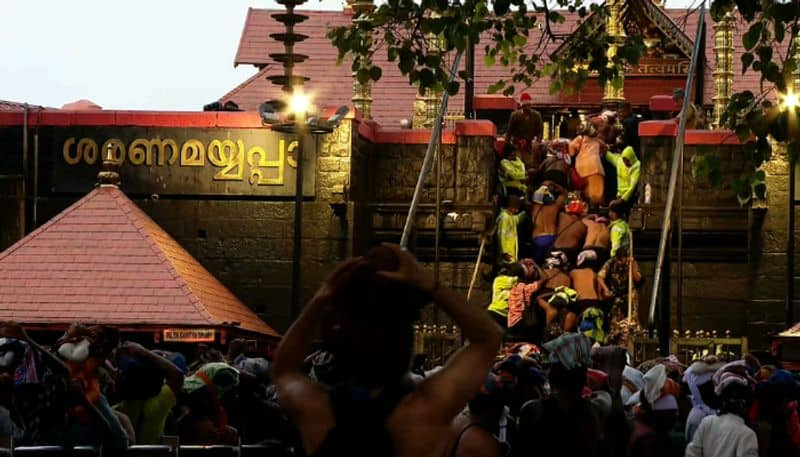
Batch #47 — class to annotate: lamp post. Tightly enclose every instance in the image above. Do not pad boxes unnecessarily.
[263,91,348,321]
[783,89,799,326]
[289,91,310,322]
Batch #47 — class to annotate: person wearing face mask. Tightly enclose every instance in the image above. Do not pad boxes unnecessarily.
[54,324,128,450]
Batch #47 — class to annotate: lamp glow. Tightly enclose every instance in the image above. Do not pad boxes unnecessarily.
[289,91,311,115]
[781,90,800,111]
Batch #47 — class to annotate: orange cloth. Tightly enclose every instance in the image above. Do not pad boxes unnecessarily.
[569,135,606,178]
[508,282,540,328]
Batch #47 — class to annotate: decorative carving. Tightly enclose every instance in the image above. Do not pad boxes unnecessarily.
[603,0,626,104]
[319,119,352,158]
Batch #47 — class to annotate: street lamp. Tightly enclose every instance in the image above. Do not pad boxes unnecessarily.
[781,90,800,111]
[263,89,349,321]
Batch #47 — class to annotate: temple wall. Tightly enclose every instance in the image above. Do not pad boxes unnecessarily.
[638,124,792,348]
[0,115,497,333]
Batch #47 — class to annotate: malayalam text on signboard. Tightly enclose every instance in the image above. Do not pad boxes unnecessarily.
[47,127,316,196]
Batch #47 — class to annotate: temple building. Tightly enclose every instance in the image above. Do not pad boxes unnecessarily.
[220,1,763,133]
[0,0,798,363]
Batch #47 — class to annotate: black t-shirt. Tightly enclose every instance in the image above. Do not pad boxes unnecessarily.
[515,396,600,457]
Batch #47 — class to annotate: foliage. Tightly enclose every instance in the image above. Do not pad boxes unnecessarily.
[328,0,645,97]
[328,0,800,204]
[709,0,800,204]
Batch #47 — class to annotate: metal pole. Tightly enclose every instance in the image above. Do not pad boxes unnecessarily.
[648,4,705,326]
[677,134,683,333]
[788,156,796,326]
[291,128,305,320]
[434,127,442,324]
[400,51,463,248]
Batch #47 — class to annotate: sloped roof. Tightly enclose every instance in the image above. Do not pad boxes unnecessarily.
[223,7,779,126]
[61,99,102,110]
[0,185,278,337]
[0,100,49,111]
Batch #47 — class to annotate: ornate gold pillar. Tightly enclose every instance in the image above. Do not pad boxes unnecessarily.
[348,0,375,120]
[712,9,734,129]
[413,20,443,129]
[794,30,800,92]
[602,0,626,105]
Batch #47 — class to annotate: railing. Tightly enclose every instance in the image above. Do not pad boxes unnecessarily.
[0,444,287,457]
[414,324,461,369]
[648,4,706,346]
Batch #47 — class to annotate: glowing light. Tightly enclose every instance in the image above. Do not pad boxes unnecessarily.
[289,91,311,115]
[781,90,800,111]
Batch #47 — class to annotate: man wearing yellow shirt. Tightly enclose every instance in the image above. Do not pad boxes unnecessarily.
[113,342,186,444]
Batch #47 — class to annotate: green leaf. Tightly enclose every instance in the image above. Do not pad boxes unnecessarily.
[356,68,371,84]
[493,0,510,15]
[487,80,505,94]
[756,46,773,64]
[743,22,763,50]
[484,54,495,67]
[512,34,527,47]
[742,52,755,74]
[446,80,460,95]
[775,20,786,43]
[369,66,382,81]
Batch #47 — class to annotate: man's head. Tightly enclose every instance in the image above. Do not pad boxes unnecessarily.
[608,199,624,221]
[618,102,632,119]
[519,93,532,112]
[320,247,427,388]
[503,142,517,160]
[506,195,521,214]
[621,146,637,168]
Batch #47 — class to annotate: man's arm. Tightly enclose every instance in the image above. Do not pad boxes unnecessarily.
[605,150,620,166]
[120,342,185,394]
[378,245,502,423]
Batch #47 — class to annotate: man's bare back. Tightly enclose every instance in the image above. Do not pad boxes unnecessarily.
[582,216,610,249]
[554,213,588,252]
[570,268,600,300]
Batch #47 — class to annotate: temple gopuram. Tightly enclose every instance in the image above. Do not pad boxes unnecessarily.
[0,0,799,365]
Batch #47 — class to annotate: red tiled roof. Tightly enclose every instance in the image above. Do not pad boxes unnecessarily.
[0,185,278,337]
[61,99,102,110]
[0,100,49,111]
[223,7,782,126]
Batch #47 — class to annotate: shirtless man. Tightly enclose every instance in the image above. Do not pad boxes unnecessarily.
[272,245,503,457]
[582,215,611,263]
[532,141,571,190]
[552,211,588,265]
[536,251,575,337]
[569,249,611,317]
[530,183,567,264]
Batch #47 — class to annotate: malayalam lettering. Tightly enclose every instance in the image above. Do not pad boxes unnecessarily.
[62,136,299,186]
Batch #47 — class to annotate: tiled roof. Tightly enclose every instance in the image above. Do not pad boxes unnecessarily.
[0,185,278,337]
[0,100,49,111]
[61,99,102,110]
[223,7,782,126]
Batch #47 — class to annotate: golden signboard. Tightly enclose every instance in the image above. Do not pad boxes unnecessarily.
[163,328,216,343]
[63,136,298,186]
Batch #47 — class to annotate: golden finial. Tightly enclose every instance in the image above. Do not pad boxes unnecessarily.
[97,144,121,187]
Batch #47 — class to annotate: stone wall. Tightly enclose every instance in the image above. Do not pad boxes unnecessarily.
[638,130,794,349]
[355,127,497,319]
[0,118,501,333]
